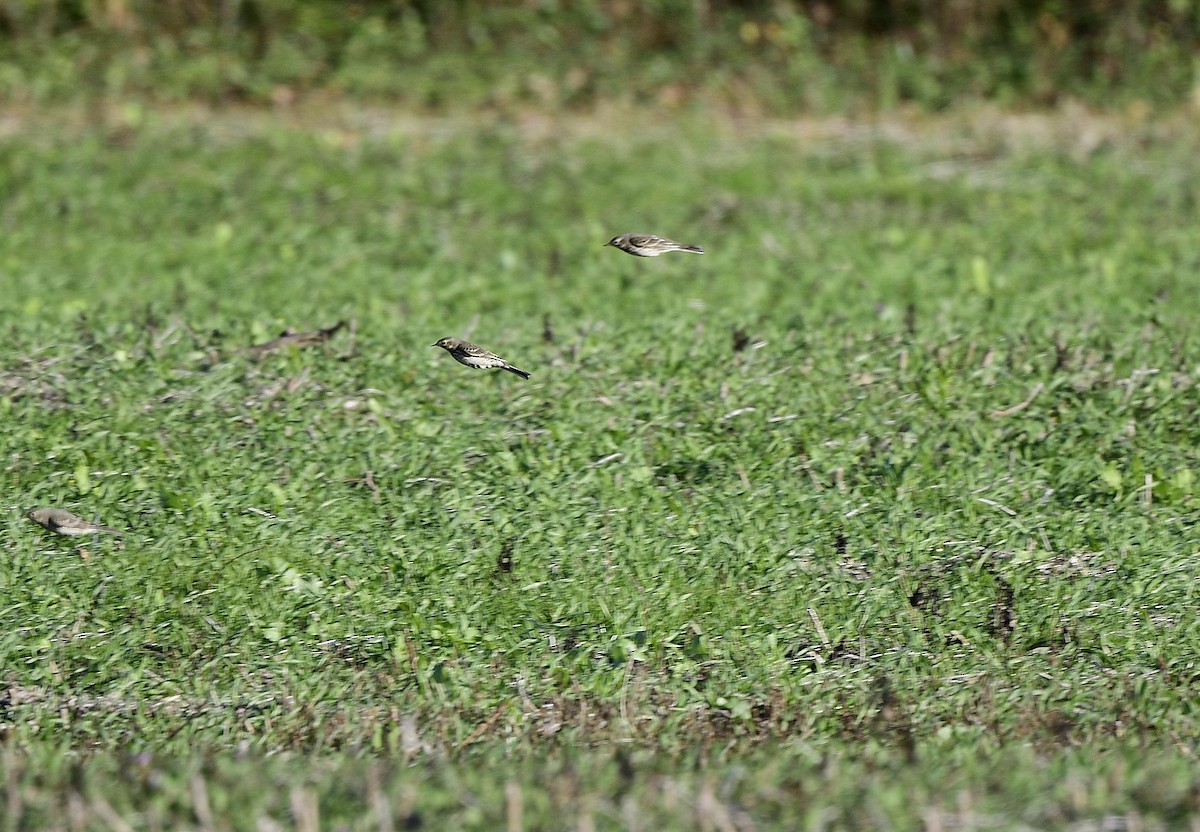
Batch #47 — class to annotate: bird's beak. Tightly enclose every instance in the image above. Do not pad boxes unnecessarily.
[603,241,611,247]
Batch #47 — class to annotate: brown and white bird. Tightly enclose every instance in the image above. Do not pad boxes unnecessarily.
[604,233,704,257]
[26,507,123,537]
[432,338,530,379]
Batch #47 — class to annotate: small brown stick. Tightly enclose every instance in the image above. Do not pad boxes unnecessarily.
[248,321,346,357]
[990,382,1044,418]
[976,497,1017,517]
[458,703,507,750]
[807,608,830,652]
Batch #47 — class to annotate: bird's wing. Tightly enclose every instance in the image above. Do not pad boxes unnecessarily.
[463,348,510,369]
[465,346,501,360]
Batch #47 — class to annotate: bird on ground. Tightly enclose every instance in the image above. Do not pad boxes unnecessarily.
[26,507,122,537]
[432,338,530,379]
[604,233,704,257]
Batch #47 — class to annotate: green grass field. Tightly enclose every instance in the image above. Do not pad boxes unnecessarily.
[1,105,1198,829]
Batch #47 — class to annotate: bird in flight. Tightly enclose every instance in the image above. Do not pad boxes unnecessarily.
[27,507,123,537]
[604,233,704,257]
[433,338,530,379]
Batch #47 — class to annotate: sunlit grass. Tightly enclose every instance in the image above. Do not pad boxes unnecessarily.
[0,110,1198,828]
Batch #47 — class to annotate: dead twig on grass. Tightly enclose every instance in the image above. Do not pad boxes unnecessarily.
[248,321,347,358]
[458,703,507,750]
[990,382,1044,418]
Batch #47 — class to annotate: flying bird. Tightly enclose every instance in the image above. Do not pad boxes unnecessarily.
[604,233,704,257]
[26,507,123,537]
[432,338,530,379]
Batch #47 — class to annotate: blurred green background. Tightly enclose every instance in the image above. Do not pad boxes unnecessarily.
[2,0,1199,111]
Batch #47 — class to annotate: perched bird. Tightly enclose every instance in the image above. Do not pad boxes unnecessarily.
[604,233,704,257]
[26,507,122,537]
[433,338,530,379]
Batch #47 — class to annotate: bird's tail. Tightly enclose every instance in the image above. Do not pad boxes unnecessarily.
[97,526,123,536]
[680,244,704,254]
[504,365,531,380]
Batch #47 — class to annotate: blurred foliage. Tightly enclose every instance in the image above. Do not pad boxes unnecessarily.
[0,1,1198,109]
